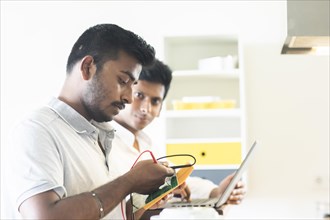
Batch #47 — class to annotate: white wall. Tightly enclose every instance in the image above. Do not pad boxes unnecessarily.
[1,1,329,218]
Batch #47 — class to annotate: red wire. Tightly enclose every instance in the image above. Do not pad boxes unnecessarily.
[121,150,158,220]
[130,150,158,169]
[121,200,126,220]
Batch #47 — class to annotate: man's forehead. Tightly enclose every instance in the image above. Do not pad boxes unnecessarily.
[134,80,165,98]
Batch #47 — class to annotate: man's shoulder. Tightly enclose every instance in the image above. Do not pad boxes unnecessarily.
[26,105,59,123]
[14,106,60,132]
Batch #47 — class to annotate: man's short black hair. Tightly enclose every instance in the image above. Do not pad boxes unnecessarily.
[66,24,155,74]
[139,59,172,99]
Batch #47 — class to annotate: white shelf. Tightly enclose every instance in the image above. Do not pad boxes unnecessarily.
[166,137,242,144]
[163,35,246,184]
[165,109,241,118]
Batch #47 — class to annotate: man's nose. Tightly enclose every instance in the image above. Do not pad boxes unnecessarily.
[122,88,133,104]
[140,99,151,113]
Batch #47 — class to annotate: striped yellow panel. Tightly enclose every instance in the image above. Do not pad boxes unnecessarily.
[166,142,241,165]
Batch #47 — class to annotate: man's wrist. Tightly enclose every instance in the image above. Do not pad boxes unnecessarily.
[121,172,136,194]
[209,187,221,198]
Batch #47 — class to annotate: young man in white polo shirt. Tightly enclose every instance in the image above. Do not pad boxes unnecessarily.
[4,24,174,220]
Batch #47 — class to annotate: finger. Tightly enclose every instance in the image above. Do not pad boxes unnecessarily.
[179,182,187,188]
[158,199,165,205]
[235,181,245,188]
[229,194,243,202]
[231,188,246,195]
[228,199,241,205]
[184,186,191,202]
[226,196,242,205]
[160,161,169,167]
[165,166,175,175]
[180,188,187,200]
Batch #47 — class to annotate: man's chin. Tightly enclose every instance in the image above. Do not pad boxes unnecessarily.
[136,121,149,130]
[93,114,114,123]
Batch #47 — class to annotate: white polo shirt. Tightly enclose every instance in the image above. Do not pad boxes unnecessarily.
[4,97,123,219]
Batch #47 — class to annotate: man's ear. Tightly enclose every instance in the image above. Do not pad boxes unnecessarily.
[80,56,96,80]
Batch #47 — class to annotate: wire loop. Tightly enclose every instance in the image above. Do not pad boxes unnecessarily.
[157,154,196,169]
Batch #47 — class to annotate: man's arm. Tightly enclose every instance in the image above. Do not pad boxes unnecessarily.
[19,160,174,219]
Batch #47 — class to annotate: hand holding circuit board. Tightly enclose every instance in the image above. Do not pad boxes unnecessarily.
[130,151,195,212]
[142,165,194,210]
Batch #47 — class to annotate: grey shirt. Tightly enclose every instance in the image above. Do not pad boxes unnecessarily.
[5,97,115,219]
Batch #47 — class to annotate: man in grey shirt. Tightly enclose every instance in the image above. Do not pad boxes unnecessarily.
[4,23,174,219]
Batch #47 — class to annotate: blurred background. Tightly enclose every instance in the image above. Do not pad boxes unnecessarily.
[1,1,329,219]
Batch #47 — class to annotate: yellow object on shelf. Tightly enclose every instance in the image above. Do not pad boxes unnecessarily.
[166,142,241,165]
[172,100,236,110]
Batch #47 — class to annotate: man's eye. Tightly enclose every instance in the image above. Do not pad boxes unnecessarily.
[134,92,143,99]
[152,99,161,106]
[119,77,129,85]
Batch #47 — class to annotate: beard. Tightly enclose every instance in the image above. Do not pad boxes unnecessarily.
[83,100,113,123]
[81,76,114,123]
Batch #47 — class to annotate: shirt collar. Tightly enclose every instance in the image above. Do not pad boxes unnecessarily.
[111,120,136,147]
[91,120,115,139]
[110,120,151,148]
[47,97,97,135]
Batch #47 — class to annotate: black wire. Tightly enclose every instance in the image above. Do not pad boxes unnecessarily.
[129,154,196,219]
[130,193,137,220]
[157,154,196,169]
